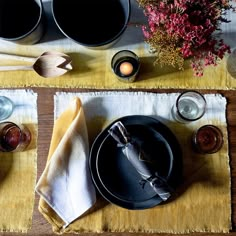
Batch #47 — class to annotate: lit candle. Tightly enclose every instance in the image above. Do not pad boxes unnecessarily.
[111,50,140,83]
[119,61,134,76]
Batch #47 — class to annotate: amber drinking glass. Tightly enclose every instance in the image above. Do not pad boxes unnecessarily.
[0,122,31,152]
[192,125,224,154]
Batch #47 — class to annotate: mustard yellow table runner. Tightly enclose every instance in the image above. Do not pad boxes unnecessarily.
[0,90,37,233]
[0,1,236,89]
[0,41,235,89]
[39,92,231,234]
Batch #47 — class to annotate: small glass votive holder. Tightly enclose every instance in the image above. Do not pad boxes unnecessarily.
[111,50,140,83]
[192,125,224,154]
[0,122,31,152]
[0,96,14,121]
[171,91,206,123]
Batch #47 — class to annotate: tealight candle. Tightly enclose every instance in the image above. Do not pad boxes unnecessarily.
[120,61,134,76]
[111,50,140,83]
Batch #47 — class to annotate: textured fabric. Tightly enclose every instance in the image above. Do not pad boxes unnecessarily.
[39,91,231,234]
[36,98,96,227]
[0,0,235,90]
[0,89,38,233]
[0,46,235,89]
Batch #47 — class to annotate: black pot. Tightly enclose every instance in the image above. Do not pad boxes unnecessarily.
[52,0,130,49]
[0,0,45,44]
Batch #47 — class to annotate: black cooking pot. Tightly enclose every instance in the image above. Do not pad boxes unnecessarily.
[52,0,130,49]
[0,0,45,44]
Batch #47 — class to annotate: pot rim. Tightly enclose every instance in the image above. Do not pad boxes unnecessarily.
[0,0,44,42]
[51,0,131,47]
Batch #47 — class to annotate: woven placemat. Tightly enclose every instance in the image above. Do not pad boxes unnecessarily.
[0,89,38,233]
[39,91,231,233]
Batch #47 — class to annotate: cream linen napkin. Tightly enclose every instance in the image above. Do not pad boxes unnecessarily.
[35,97,96,227]
[46,91,231,234]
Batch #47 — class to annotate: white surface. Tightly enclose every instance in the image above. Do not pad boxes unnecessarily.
[0,89,38,123]
[55,92,226,127]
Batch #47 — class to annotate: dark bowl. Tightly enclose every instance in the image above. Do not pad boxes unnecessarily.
[52,0,130,49]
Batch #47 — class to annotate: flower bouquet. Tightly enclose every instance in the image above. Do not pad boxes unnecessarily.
[137,0,235,76]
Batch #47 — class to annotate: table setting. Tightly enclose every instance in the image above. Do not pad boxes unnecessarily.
[0,0,235,235]
[34,91,230,234]
[0,0,236,89]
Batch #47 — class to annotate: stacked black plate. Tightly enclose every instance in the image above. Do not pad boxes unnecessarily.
[89,115,182,210]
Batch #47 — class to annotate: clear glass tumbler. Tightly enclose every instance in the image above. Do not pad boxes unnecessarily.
[192,125,224,154]
[0,122,31,152]
[171,91,206,123]
[0,96,14,121]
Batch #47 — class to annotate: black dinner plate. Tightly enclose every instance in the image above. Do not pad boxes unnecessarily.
[89,115,182,210]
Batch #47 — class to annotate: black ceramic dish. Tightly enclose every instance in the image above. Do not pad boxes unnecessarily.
[89,115,182,210]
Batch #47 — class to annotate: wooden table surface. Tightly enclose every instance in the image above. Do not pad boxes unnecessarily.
[1,87,234,236]
[0,0,235,235]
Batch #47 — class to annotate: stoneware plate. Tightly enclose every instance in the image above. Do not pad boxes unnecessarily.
[89,115,182,209]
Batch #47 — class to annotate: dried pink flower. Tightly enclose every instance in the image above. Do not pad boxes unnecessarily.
[138,0,235,76]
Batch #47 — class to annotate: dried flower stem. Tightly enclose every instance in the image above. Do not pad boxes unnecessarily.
[137,0,234,76]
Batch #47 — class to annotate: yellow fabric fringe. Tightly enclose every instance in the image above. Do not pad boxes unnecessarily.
[0,42,235,90]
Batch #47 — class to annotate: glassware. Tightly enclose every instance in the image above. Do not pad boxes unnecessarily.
[171,91,206,123]
[0,96,14,120]
[192,125,224,154]
[0,122,31,152]
[111,50,140,83]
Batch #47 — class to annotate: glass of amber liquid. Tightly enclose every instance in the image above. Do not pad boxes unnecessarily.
[0,122,31,152]
[192,125,224,154]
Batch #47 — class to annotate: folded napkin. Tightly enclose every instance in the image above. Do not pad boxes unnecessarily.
[35,97,96,227]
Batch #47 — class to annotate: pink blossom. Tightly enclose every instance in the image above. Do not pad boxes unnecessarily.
[140,0,234,76]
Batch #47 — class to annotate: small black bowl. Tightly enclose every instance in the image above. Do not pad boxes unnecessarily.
[52,0,130,49]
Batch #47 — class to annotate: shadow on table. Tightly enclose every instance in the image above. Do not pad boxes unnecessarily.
[0,154,13,187]
[25,123,38,151]
[66,52,95,75]
[158,117,227,203]
[40,1,65,43]
[135,56,192,82]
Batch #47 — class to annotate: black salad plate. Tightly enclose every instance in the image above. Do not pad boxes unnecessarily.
[89,115,182,210]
